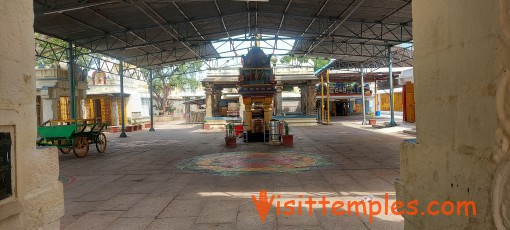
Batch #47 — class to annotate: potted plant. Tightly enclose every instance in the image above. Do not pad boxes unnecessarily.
[225,123,237,147]
[281,121,294,147]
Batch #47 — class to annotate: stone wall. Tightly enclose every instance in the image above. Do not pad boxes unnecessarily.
[397,0,509,229]
[0,0,64,229]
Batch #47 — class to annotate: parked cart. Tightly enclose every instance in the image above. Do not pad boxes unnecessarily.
[37,119,108,158]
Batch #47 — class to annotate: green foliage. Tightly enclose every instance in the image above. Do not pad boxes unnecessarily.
[152,63,201,113]
[225,123,236,137]
[283,85,294,92]
[35,33,102,68]
[165,102,176,114]
[279,54,330,71]
[312,58,331,71]
[282,121,290,135]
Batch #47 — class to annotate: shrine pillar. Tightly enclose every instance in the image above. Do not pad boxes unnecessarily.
[205,86,213,117]
[307,83,317,115]
[263,97,273,129]
[300,86,307,114]
[213,89,221,117]
[111,96,119,126]
[243,97,252,131]
[274,84,283,115]
[239,95,245,120]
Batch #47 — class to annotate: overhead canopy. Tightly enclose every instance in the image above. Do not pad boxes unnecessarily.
[34,0,412,69]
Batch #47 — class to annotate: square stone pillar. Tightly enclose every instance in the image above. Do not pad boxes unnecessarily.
[274,85,283,115]
[396,1,510,229]
[239,95,245,120]
[263,97,273,130]
[243,97,252,131]
[0,1,64,228]
[213,89,222,117]
[300,86,307,114]
[205,87,213,117]
[307,83,317,115]
[111,97,119,126]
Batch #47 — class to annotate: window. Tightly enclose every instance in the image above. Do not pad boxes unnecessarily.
[0,132,12,200]
[141,98,150,117]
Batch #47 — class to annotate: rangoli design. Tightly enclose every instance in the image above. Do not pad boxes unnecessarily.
[178,151,334,175]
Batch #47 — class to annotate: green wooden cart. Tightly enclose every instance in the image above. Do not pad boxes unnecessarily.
[37,119,108,158]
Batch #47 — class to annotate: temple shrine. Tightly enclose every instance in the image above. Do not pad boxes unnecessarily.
[201,48,319,132]
[238,47,276,141]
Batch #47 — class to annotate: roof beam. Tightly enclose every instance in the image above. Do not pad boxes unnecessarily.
[73,20,410,53]
[70,10,410,41]
[34,0,146,58]
[36,0,120,16]
[304,0,366,57]
[88,8,163,54]
[213,0,231,39]
[339,0,412,53]
[129,0,204,60]
[120,39,385,67]
[299,0,329,37]
[272,0,292,54]
[172,2,206,41]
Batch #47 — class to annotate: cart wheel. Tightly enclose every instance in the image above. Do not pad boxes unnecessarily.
[59,148,71,154]
[95,133,107,153]
[59,139,71,154]
[73,137,89,158]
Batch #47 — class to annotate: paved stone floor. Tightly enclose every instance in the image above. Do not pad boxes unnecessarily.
[59,116,415,230]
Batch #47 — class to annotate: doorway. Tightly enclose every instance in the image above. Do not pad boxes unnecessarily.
[93,99,102,121]
[334,100,350,116]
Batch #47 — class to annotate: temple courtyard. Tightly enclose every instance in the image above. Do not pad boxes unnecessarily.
[57,115,414,230]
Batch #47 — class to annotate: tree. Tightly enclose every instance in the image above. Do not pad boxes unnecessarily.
[35,33,101,68]
[279,54,330,71]
[152,63,201,114]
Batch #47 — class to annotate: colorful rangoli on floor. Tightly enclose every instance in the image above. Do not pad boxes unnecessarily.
[178,152,334,175]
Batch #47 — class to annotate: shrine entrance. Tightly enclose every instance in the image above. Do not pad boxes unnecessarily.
[93,99,102,120]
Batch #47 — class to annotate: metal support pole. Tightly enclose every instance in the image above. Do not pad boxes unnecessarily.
[119,60,127,137]
[388,46,397,126]
[321,74,325,124]
[326,69,330,125]
[361,66,367,125]
[68,41,76,120]
[149,69,155,131]
[374,80,378,115]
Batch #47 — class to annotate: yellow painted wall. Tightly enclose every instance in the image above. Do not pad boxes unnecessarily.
[379,93,403,111]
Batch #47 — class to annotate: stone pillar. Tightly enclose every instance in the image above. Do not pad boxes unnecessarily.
[263,97,273,130]
[396,0,509,229]
[47,98,58,121]
[239,95,245,120]
[205,86,213,117]
[82,99,89,120]
[307,83,317,115]
[184,96,191,123]
[0,0,64,229]
[243,97,252,131]
[213,89,221,117]
[111,97,119,126]
[275,85,283,115]
[300,86,306,114]
[79,99,86,120]
[211,90,216,117]
[50,88,60,120]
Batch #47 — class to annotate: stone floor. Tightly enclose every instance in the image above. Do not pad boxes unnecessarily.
[59,115,415,230]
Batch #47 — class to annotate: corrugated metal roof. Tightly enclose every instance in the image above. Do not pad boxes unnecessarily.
[34,0,412,68]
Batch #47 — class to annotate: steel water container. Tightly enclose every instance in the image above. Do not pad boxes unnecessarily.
[269,119,280,141]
